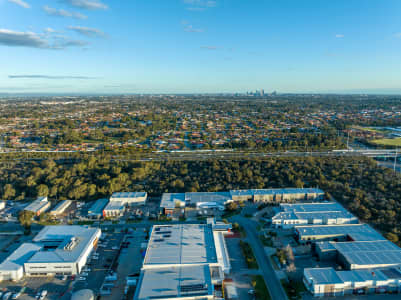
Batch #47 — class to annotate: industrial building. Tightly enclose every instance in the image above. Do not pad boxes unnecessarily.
[0,225,100,282]
[24,197,51,216]
[291,203,401,296]
[109,192,147,206]
[160,193,186,216]
[304,267,401,297]
[87,198,109,219]
[134,222,231,300]
[49,200,72,216]
[230,188,324,203]
[160,192,232,217]
[160,188,325,217]
[272,202,358,229]
[103,201,125,218]
[334,240,401,270]
[101,192,147,218]
[315,240,401,270]
[295,224,385,244]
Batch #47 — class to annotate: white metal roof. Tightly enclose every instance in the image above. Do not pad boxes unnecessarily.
[304,268,343,284]
[103,201,125,211]
[24,197,49,213]
[29,225,100,264]
[333,240,401,267]
[306,267,398,286]
[135,265,213,300]
[185,192,231,204]
[144,224,217,266]
[296,224,384,241]
[0,226,100,271]
[160,193,185,210]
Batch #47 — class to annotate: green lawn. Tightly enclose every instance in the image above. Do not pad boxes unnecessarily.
[239,240,259,269]
[371,138,401,147]
[252,275,272,300]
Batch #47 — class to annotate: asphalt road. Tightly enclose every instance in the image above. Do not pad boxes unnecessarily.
[0,149,399,162]
[231,215,288,300]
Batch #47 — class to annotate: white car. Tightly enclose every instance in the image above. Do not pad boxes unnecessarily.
[78,276,86,281]
[39,290,47,300]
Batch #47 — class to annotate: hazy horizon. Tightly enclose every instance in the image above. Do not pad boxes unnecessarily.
[1,0,401,94]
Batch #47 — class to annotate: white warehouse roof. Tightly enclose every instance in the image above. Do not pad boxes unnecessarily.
[333,240,401,268]
[144,224,217,266]
[295,224,385,242]
[135,265,213,300]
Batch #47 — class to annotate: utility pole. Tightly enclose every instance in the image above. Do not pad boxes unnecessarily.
[346,130,350,150]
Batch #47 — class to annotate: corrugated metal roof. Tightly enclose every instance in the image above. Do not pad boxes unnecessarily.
[144,224,217,266]
[333,240,401,267]
[304,268,343,284]
[135,265,212,300]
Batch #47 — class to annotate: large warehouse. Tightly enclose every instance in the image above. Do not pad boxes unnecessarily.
[160,188,324,217]
[230,188,324,202]
[160,192,232,216]
[295,223,385,244]
[272,202,358,229]
[134,223,231,300]
[304,267,401,297]
[333,240,401,270]
[0,225,100,281]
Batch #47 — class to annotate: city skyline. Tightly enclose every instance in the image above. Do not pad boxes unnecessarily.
[1,0,401,94]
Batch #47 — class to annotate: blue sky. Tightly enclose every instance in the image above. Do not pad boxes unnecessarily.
[1,0,401,94]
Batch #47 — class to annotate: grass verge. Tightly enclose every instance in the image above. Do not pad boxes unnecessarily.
[251,275,272,300]
[239,240,258,269]
[280,279,306,300]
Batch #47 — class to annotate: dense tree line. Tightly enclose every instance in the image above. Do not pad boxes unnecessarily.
[0,156,400,243]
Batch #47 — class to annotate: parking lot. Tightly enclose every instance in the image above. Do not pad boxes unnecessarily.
[101,228,146,300]
[0,275,71,300]
[72,230,125,295]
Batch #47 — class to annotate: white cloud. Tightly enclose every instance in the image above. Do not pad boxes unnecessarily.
[0,29,49,48]
[7,0,30,9]
[183,24,204,33]
[0,28,88,49]
[335,34,344,38]
[44,6,87,20]
[68,26,105,38]
[183,0,216,11]
[9,75,97,79]
[200,45,217,50]
[61,0,108,10]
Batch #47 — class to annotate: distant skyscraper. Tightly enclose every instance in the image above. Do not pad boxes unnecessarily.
[260,89,264,97]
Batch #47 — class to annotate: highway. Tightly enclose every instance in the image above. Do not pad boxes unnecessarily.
[0,149,399,163]
[110,149,401,161]
[231,215,288,300]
